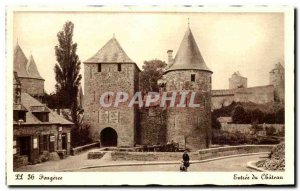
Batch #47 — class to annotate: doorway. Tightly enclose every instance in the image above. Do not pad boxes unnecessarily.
[100,127,118,147]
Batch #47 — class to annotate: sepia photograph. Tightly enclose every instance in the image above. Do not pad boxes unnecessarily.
[6,6,294,185]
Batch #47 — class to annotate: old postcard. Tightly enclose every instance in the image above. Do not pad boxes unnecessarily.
[6,6,294,186]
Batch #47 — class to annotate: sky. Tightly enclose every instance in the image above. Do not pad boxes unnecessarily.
[13,11,284,93]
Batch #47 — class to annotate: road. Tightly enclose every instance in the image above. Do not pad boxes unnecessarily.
[76,153,267,172]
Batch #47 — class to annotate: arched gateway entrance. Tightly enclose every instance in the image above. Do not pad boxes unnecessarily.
[100,127,118,147]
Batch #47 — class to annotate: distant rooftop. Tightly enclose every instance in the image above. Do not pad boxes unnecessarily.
[13,92,73,125]
[13,43,44,80]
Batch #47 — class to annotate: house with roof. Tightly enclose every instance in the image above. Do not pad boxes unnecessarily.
[13,44,73,169]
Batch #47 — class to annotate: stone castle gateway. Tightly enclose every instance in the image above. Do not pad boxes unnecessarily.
[83,26,284,151]
[83,26,212,150]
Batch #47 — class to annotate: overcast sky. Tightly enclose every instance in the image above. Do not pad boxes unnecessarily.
[13,11,284,93]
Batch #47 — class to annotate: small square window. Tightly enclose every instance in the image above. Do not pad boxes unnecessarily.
[191,74,195,82]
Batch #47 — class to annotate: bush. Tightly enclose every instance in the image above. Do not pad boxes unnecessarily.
[212,129,280,145]
[256,143,285,171]
[232,105,247,124]
[266,126,276,136]
[257,137,280,144]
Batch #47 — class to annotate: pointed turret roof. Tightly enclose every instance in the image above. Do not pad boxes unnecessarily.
[26,54,44,80]
[14,42,28,78]
[84,37,134,64]
[13,43,44,80]
[165,27,212,73]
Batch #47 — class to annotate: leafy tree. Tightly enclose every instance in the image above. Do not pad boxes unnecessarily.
[139,59,167,93]
[250,109,264,123]
[54,21,82,128]
[231,105,247,124]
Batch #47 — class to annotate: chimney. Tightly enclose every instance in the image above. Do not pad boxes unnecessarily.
[167,50,173,64]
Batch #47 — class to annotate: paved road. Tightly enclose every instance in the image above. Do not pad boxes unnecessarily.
[77,153,267,172]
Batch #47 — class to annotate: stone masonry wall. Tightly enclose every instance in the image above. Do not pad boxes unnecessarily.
[19,78,44,96]
[220,123,284,134]
[211,85,275,110]
[84,63,139,147]
[164,70,212,151]
[139,107,167,145]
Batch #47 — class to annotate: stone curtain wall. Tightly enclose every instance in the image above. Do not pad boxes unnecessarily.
[220,123,284,134]
[83,63,139,147]
[19,78,44,96]
[212,85,275,110]
[139,107,167,145]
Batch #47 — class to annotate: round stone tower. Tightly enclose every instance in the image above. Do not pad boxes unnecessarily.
[163,26,213,151]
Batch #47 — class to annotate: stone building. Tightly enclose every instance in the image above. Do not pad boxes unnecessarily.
[84,27,213,150]
[83,26,284,151]
[161,26,213,150]
[269,62,285,103]
[229,71,247,89]
[211,64,285,109]
[13,44,73,169]
[83,37,140,147]
[13,43,45,98]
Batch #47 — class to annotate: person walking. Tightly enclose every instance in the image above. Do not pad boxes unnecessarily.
[182,150,190,171]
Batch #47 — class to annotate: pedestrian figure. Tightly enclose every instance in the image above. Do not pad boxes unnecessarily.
[182,150,190,171]
[180,161,187,172]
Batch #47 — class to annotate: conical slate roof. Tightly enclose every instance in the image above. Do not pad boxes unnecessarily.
[165,27,212,73]
[26,54,44,80]
[14,43,28,78]
[84,37,134,63]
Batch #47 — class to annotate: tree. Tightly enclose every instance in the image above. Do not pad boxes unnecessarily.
[54,21,82,128]
[231,105,247,124]
[250,109,264,123]
[139,59,167,93]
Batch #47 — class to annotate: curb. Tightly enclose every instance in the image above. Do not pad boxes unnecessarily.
[61,152,269,172]
[246,161,267,172]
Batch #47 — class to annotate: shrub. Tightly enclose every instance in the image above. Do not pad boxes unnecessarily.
[266,126,276,136]
[212,129,280,145]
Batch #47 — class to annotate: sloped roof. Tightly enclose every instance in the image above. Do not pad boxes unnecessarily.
[231,71,246,79]
[13,92,73,125]
[26,55,44,80]
[84,37,134,64]
[13,43,44,80]
[165,27,212,73]
[14,43,28,78]
[233,71,241,76]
